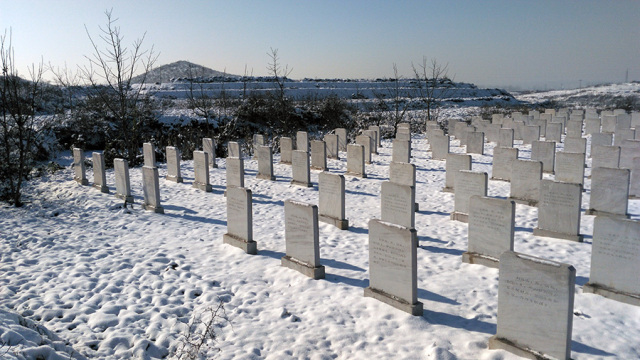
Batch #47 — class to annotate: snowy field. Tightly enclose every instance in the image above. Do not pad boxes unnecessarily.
[1,124,639,359]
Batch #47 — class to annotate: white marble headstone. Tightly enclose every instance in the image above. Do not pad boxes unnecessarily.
[443,153,472,192]
[114,158,133,202]
[256,146,275,181]
[490,251,575,360]
[318,172,348,229]
[509,159,542,206]
[534,180,583,242]
[381,181,415,229]
[492,147,518,182]
[291,150,311,187]
[280,137,293,164]
[364,219,422,316]
[92,152,108,192]
[346,144,366,178]
[282,200,324,279]
[310,140,327,170]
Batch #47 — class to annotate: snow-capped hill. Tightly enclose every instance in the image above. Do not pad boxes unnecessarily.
[131,60,237,84]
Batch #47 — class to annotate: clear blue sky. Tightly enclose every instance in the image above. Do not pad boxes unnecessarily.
[2,0,639,89]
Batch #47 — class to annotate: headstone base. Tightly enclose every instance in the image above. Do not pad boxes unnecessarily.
[142,204,164,214]
[280,160,291,165]
[115,194,134,203]
[488,335,549,360]
[290,180,313,187]
[533,228,583,242]
[345,172,367,178]
[441,186,454,193]
[630,195,639,200]
[75,178,89,186]
[507,197,538,207]
[584,209,630,219]
[490,177,510,182]
[461,252,499,269]
[93,184,109,193]
[281,255,325,280]
[166,175,184,183]
[318,214,349,230]
[363,287,423,316]
[450,212,469,223]
[583,283,640,307]
[211,163,218,169]
[414,202,420,212]
[310,166,327,171]
[193,182,212,192]
[223,234,257,255]
[543,170,554,174]
[328,155,339,160]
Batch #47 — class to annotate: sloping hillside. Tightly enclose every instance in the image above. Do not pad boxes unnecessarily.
[514,82,640,109]
[132,60,236,84]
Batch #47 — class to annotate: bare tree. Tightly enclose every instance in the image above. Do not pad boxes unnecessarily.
[0,29,46,206]
[266,48,292,103]
[49,63,81,120]
[80,9,158,165]
[186,63,216,126]
[412,57,452,126]
[371,64,411,136]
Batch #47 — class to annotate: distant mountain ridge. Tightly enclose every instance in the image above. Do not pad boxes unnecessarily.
[131,60,236,84]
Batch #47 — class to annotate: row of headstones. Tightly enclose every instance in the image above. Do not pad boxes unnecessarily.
[252,125,405,185]
[433,111,640,359]
[437,108,640,218]
[72,139,221,214]
[444,123,637,233]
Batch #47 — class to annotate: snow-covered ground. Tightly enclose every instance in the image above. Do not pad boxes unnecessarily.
[514,82,640,108]
[1,125,639,359]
